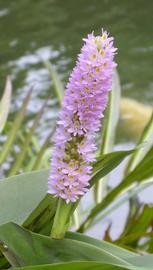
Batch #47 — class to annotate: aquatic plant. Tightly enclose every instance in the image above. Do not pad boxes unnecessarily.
[0,29,153,270]
[48,30,117,203]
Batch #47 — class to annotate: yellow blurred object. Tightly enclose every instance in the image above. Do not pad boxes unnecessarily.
[120,98,153,140]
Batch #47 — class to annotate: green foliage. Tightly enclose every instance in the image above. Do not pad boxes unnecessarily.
[1,223,153,270]
[0,86,54,178]
[0,223,133,267]
[1,66,153,269]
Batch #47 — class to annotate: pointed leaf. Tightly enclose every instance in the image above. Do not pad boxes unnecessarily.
[0,76,12,133]
[44,60,63,105]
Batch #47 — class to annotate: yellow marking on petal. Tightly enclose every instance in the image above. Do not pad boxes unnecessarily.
[103,62,107,68]
[84,87,90,92]
[88,73,93,78]
[95,67,100,73]
[80,76,85,81]
[92,53,96,59]
[100,50,104,57]
[70,163,75,168]
[102,34,107,41]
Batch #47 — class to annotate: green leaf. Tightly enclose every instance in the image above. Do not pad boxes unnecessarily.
[0,89,32,164]
[125,112,153,174]
[0,223,135,268]
[0,76,12,133]
[91,149,135,186]
[44,60,63,105]
[78,146,153,232]
[9,263,120,270]
[11,262,153,270]
[0,252,9,269]
[23,194,57,234]
[90,180,153,231]
[32,128,55,171]
[0,169,54,226]
[66,232,136,259]
[118,205,153,245]
[8,100,47,176]
[95,69,121,202]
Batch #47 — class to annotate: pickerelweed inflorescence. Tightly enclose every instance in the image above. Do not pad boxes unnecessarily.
[48,29,117,203]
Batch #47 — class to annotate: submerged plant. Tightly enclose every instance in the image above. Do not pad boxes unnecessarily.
[48,30,117,204]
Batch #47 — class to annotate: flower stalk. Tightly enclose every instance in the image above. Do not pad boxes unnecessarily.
[51,198,71,239]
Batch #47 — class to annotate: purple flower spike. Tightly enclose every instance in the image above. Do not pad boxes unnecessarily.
[48,29,117,203]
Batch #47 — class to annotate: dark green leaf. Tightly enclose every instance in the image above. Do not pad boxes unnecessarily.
[0,223,133,268]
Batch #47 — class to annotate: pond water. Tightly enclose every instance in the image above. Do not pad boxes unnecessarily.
[0,0,153,239]
[0,0,153,104]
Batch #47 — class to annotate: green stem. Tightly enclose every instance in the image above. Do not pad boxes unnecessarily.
[51,198,73,239]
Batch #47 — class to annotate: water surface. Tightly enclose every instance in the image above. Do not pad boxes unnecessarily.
[0,0,153,105]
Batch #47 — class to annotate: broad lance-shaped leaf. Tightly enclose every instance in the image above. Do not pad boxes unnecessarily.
[78,146,153,232]
[95,69,121,202]
[1,224,153,270]
[0,169,54,226]
[66,232,136,259]
[0,76,12,133]
[0,88,32,164]
[0,223,135,268]
[11,262,153,270]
